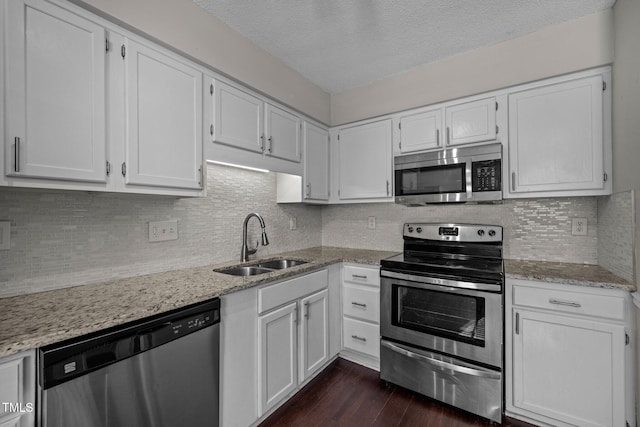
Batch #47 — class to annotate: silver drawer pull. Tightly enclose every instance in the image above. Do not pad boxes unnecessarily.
[351,302,367,308]
[352,274,368,280]
[549,298,581,308]
[351,335,367,342]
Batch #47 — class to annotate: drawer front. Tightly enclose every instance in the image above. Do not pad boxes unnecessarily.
[259,269,328,314]
[513,284,625,321]
[343,265,379,287]
[342,283,379,323]
[343,317,380,358]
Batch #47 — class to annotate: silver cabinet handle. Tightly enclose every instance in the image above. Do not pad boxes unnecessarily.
[386,180,390,196]
[260,134,265,151]
[304,301,309,319]
[381,341,501,379]
[436,129,440,147]
[351,302,367,308]
[305,183,311,198]
[351,335,367,342]
[14,137,20,172]
[352,274,368,280]
[515,312,520,334]
[446,127,450,145]
[267,136,273,154]
[511,172,516,192]
[549,298,581,308]
[210,124,213,136]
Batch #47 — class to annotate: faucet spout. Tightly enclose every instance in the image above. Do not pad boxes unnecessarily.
[241,213,269,262]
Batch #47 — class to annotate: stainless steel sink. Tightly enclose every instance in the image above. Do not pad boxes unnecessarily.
[213,259,308,276]
[214,266,274,276]
[256,259,308,270]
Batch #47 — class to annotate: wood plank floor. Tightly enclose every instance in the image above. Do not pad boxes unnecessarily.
[259,358,537,427]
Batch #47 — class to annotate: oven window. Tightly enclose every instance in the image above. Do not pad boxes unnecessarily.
[396,164,465,196]
[392,284,485,347]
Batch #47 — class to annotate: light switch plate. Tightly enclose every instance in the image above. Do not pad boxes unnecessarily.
[149,220,178,242]
[0,221,10,250]
[571,218,588,236]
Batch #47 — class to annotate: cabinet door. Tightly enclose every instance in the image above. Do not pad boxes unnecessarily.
[303,122,329,201]
[338,120,392,200]
[5,0,106,182]
[123,38,203,190]
[259,302,297,415]
[213,80,264,154]
[0,351,34,427]
[300,289,329,381]
[265,104,301,163]
[508,76,604,193]
[445,98,496,146]
[398,108,442,153]
[512,309,625,427]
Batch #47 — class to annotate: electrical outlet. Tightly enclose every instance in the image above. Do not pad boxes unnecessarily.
[289,216,297,230]
[0,221,10,250]
[571,218,588,236]
[149,220,178,242]
[368,216,376,229]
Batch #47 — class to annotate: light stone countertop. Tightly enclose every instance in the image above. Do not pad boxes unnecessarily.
[505,259,636,292]
[0,246,397,358]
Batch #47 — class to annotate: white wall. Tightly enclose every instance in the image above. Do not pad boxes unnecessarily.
[612,0,640,193]
[330,10,614,125]
[72,0,331,124]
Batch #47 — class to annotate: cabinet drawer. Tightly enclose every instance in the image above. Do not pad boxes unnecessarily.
[343,265,379,287]
[343,317,380,358]
[513,284,625,321]
[342,283,379,323]
[259,269,328,314]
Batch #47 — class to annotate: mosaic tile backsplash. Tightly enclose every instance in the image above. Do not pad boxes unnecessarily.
[598,191,635,282]
[0,164,323,297]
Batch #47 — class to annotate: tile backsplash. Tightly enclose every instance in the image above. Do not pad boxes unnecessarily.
[322,197,599,263]
[598,191,635,282]
[0,164,322,297]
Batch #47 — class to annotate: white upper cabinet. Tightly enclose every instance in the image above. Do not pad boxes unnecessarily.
[445,97,497,146]
[212,79,264,154]
[4,0,106,183]
[398,108,442,153]
[303,122,330,201]
[507,74,608,196]
[265,104,301,162]
[123,38,203,190]
[337,119,392,201]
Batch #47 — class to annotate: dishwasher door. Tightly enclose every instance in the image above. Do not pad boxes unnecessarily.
[40,299,220,427]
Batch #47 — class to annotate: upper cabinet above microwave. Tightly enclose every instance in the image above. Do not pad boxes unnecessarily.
[396,97,499,154]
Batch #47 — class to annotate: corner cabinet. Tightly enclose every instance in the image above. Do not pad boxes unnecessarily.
[505,279,634,427]
[0,350,35,427]
[2,0,205,196]
[506,72,611,198]
[206,78,302,175]
[302,121,330,202]
[335,119,392,202]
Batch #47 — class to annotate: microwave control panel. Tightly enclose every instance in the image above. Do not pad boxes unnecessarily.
[471,159,501,192]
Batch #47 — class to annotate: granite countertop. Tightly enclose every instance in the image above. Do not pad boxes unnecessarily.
[0,246,397,358]
[505,259,636,292]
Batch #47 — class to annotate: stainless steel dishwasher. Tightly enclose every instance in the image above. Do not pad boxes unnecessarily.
[39,298,220,427]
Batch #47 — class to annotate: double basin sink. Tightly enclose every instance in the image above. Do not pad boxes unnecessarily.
[214,259,308,276]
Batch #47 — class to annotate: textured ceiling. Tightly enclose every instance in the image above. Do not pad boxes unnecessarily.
[193,0,615,93]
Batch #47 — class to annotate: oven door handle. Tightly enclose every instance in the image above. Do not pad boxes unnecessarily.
[380,270,502,292]
[381,341,501,380]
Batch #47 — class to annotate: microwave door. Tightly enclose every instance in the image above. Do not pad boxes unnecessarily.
[395,162,468,204]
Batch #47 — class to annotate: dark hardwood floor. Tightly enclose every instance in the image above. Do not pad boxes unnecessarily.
[259,358,537,427]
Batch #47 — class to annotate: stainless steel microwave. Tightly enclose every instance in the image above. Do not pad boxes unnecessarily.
[394,143,502,205]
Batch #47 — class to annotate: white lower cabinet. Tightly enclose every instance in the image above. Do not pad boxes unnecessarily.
[257,270,329,416]
[340,264,381,369]
[506,279,634,427]
[0,351,35,427]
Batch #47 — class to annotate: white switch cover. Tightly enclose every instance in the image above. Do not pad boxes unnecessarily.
[368,216,376,229]
[571,218,588,236]
[149,220,178,242]
[0,221,10,250]
[289,216,297,230]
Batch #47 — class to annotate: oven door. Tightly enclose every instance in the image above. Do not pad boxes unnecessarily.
[380,271,502,368]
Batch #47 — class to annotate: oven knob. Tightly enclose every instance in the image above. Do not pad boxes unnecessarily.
[488,229,496,237]
[408,226,414,233]
[477,229,485,237]
[416,227,422,233]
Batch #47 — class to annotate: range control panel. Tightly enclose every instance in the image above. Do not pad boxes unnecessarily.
[404,223,503,242]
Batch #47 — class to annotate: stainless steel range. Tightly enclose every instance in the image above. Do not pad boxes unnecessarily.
[380,223,504,423]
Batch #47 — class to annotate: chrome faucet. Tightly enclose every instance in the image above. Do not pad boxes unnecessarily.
[241,212,270,262]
